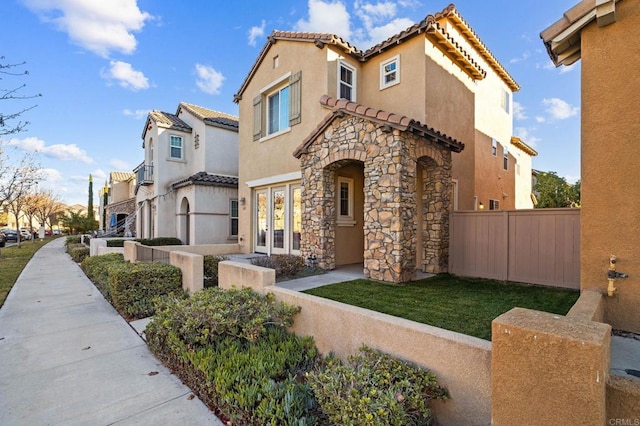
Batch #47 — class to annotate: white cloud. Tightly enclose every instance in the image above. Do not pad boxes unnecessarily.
[195,64,225,95]
[7,136,93,164]
[543,97,579,120]
[248,20,266,47]
[92,169,108,180]
[353,1,412,48]
[559,62,577,74]
[535,116,546,123]
[22,0,152,58]
[514,127,541,147]
[109,159,132,171]
[41,168,63,182]
[542,60,556,70]
[295,0,351,40]
[123,109,150,119]
[102,61,150,91]
[509,51,530,64]
[513,101,527,121]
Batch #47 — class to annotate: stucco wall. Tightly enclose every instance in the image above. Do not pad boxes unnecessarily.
[474,130,516,210]
[580,0,640,332]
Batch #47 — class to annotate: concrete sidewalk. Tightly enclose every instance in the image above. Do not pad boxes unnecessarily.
[0,238,223,425]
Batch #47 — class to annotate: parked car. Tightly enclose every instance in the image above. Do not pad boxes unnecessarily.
[3,229,23,242]
[45,229,52,236]
[20,228,32,240]
[0,231,5,247]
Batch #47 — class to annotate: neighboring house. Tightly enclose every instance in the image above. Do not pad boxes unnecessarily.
[102,171,136,235]
[233,4,529,282]
[510,137,538,209]
[542,0,640,333]
[134,102,239,245]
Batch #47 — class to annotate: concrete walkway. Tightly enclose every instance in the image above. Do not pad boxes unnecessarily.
[0,238,223,425]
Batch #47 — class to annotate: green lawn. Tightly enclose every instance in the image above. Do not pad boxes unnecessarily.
[0,238,57,308]
[303,274,580,341]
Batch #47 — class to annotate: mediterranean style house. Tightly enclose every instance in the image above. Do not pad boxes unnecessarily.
[542,0,640,333]
[134,102,239,245]
[233,4,534,282]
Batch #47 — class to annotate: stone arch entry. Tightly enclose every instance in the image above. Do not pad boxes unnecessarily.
[179,197,190,245]
[298,111,455,283]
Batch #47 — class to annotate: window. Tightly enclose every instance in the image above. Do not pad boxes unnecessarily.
[230,199,239,237]
[501,88,510,114]
[338,61,356,101]
[170,135,183,159]
[489,199,500,210]
[337,177,355,225]
[503,146,509,170]
[273,55,279,69]
[380,55,400,89]
[267,85,289,135]
[492,138,497,156]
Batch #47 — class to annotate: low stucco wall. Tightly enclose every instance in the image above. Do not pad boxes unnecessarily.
[218,261,491,426]
[607,374,640,422]
[170,251,204,294]
[492,307,611,425]
[566,289,605,322]
[123,240,137,262]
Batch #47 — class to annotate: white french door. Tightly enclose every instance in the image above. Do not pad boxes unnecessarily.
[254,184,301,255]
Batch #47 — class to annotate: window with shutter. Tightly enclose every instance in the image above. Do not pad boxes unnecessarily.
[253,95,262,141]
[289,71,301,126]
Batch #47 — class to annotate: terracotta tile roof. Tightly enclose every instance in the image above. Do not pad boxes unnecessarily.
[171,172,239,189]
[109,171,135,183]
[147,110,192,132]
[293,95,464,158]
[178,102,239,130]
[511,136,538,157]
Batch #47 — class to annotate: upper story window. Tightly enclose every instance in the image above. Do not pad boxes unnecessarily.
[170,135,183,159]
[492,138,497,156]
[267,85,290,135]
[253,71,302,141]
[503,146,509,170]
[501,88,511,114]
[148,138,154,166]
[338,61,356,101]
[380,55,400,89]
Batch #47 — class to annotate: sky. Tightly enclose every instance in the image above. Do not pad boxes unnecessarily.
[2,0,582,206]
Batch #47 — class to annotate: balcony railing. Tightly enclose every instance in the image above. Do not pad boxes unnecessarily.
[136,164,154,186]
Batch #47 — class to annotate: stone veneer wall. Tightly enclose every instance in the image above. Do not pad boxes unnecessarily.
[105,198,136,235]
[299,115,452,283]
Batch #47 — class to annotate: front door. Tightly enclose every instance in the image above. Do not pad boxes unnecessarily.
[253,185,301,255]
[255,189,268,253]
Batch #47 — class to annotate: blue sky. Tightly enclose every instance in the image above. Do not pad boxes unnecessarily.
[3,0,581,206]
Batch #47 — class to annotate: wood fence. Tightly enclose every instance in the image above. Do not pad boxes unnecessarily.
[448,209,580,289]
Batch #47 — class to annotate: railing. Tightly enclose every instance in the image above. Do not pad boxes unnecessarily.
[136,164,154,185]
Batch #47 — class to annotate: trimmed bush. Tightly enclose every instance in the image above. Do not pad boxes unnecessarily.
[69,246,89,263]
[65,235,81,249]
[136,237,182,246]
[308,346,448,426]
[81,253,125,299]
[146,288,318,425]
[108,262,183,320]
[106,239,126,247]
[203,255,227,288]
[251,254,306,280]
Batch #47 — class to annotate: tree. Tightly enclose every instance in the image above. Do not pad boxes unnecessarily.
[60,209,96,235]
[534,171,580,208]
[87,174,95,225]
[1,57,42,136]
[32,189,64,233]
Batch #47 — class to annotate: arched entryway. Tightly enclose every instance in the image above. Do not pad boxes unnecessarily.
[332,161,365,266]
[179,197,190,245]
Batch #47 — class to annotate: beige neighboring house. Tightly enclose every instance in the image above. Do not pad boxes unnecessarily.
[233,4,533,282]
[510,136,538,208]
[542,0,640,333]
[101,172,136,235]
[134,102,239,245]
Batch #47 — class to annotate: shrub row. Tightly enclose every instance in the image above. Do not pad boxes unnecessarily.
[251,254,306,280]
[106,237,183,248]
[203,255,227,288]
[145,287,447,425]
[80,254,183,320]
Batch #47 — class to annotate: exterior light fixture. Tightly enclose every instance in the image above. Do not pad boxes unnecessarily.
[479,202,484,210]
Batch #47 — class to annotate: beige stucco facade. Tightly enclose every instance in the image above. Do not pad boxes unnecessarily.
[542,0,640,333]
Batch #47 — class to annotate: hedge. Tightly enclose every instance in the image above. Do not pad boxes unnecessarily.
[80,253,125,299]
[203,255,227,288]
[106,237,183,248]
[69,246,89,263]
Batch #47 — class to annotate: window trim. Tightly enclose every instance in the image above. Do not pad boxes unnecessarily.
[489,199,501,210]
[229,199,239,237]
[266,84,290,136]
[501,88,511,114]
[380,55,400,89]
[503,146,509,170]
[169,135,183,160]
[491,138,497,157]
[337,176,356,226]
[338,60,356,101]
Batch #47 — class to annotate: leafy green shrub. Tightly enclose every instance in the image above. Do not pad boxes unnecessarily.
[106,239,126,247]
[146,288,318,425]
[308,346,448,426]
[69,246,89,263]
[203,255,227,288]
[149,287,300,346]
[108,262,183,320]
[136,237,183,246]
[65,235,81,249]
[251,254,306,280]
[81,253,125,299]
